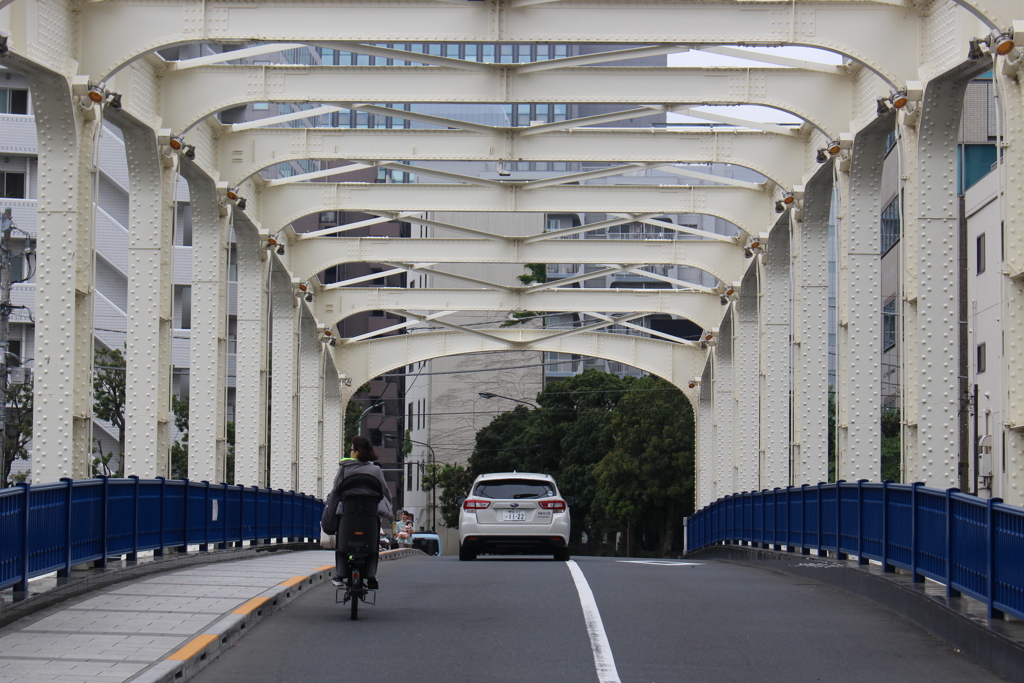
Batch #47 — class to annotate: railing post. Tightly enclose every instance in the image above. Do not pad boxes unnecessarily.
[96,475,109,569]
[857,480,868,565]
[945,488,962,597]
[986,497,1004,619]
[155,476,165,557]
[281,489,288,543]
[800,484,810,556]
[200,481,211,551]
[128,475,140,562]
[910,482,923,583]
[59,478,73,578]
[14,481,30,592]
[180,478,190,553]
[835,480,847,560]
[251,485,261,546]
[816,482,825,557]
[881,480,892,573]
[221,481,230,549]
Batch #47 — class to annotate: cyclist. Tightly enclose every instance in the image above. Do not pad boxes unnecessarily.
[321,435,394,590]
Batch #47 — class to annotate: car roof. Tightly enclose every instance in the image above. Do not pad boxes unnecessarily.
[472,472,555,483]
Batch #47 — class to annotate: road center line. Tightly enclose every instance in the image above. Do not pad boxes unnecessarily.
[566,560,621,683]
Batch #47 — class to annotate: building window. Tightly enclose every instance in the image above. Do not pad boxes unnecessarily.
[880,196,900,253]
[883,299,897,350]
[0,89,29,115]
[1,172,26,199]
[977,233,986,274]
[370,429,382,446]
[407,463,413,491]
[977,342,987,374]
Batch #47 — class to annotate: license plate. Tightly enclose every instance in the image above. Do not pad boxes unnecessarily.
[502,510,527,521]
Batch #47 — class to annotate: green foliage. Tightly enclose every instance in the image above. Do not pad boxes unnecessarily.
[93,347,126,458]
[92,441,123,478]
[881,408,901,483]
[171,395,189,479]
[225,420,235,485]
[828,390,836,483]
[343,382,373,445]
[1,381,32,487]
[469,370,695,556]
[422,462,474,529]
[502,264,547,327]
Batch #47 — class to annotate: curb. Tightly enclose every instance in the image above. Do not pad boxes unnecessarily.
[128,548,427,683]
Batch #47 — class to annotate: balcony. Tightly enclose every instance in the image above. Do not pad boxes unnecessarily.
[0,115,37,155]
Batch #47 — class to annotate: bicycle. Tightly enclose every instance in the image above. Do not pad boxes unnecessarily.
[334,496,381,621]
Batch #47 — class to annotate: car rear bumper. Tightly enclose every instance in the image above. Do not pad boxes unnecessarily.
[459,534,568,554]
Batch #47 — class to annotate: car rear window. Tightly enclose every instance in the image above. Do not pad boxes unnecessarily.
[474,479,555,500]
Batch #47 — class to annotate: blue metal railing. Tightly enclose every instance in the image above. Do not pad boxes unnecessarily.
[0,476,323,592]
[686,481,1024,621]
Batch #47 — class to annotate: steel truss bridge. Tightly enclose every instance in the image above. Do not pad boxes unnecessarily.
[0,0,1022,509]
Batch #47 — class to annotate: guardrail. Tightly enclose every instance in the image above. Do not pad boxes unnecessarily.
[0,477,324,592]
[686,481,1024,621]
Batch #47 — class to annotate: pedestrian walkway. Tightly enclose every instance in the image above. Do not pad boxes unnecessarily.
[0,549,348,683]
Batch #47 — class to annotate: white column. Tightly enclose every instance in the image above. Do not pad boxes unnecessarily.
[121,122,175,479]
[761,218,791,488]
[180,167,229,484]
[234,219,269,486]
[297,312,322,495]
[791,171,832,485]
[27,69,97,481]
[714,310,735,496]
[998,70,1024,506]
[696,362,714,508]
[734,268,759,493]
[322,356,343,498]
[270,268,298,490]
[835,118,892,481]
[908,64,989,487]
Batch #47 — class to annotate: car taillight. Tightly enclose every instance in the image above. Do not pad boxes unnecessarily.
[463,499,490,511]
[539,499,566,511]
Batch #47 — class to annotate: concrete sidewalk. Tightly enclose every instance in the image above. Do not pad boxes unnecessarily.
[0,549,418,683]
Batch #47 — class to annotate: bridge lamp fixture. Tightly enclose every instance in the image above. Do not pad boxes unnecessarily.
[989,30,1016,56]
[86,84,105,104]
[226,188,246,210]
[827,140,842,156]
[774,200,785,214]
[968,38,986,60]
[782,192,795,205]
[876,97,892,116]
[744,247,753,258]
[890,89,909,110]
[266,236,285,255]
[815,148,828,164]
[688,379,699,389]
[299,283,313,303]
[168,136,184,151]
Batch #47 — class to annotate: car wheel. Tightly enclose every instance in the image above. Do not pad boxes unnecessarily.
[459,544,476,561]
[554,547,570,562]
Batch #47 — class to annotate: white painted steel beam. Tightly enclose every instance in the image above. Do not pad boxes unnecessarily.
[156,65,851,135]
[315,287,724,331]
[76,1,932,83]
[332,328,705,406]
[288,237,747,286]
[260,183,771,235]
[218,127,807,189]
[761,215,791,489]
[120,119,174,479]
[297,312,323,496]
[714,311,736,496]
[697,363,714,507]
[734,266,760,493]
[25,65,97,481]
[270,267,299,490]
[233,215,270,487]
[180,164,230,485]
[791,167,832,487]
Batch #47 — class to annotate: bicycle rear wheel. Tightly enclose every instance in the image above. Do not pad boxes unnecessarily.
[350,569,360,621]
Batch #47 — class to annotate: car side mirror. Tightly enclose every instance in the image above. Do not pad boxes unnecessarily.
[564,496,575,507]
[456,496,467,506]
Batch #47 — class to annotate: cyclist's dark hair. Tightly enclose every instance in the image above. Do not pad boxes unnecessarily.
[350,435,378,462]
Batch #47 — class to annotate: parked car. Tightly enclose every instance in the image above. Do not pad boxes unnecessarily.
[457,472,572,561]
[411,532,442,556]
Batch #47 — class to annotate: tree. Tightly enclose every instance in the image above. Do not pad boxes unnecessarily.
[343,382,373,445]
[171,395,189,479]
[93,347,126,464]
[421,462,474,529]
[881,408,901,482]
[594,376,694,556]
[502,263,547,327]
[1,381,32,487]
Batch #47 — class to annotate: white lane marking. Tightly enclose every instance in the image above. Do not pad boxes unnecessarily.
[566,560,621,683]
[616,560,703,566]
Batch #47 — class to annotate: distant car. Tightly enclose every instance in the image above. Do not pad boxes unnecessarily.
[457,472,572,561]
[410,532,442,556]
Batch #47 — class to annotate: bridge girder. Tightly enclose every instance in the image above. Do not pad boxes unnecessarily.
[312,287,725,332]
[259,182,772,236]
[286,236,747,286]
[218,127,809,190]
[158,65,850,135]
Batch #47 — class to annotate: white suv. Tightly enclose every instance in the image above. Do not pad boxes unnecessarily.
[457,472,572,561]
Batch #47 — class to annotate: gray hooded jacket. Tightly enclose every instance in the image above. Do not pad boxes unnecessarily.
[320,459,394,535]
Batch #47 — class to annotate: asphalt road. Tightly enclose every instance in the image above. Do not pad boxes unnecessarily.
[193,555,1005,683]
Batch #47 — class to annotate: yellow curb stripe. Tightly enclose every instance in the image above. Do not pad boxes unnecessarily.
[314,565,335,571]
[279,575,307,587]
[232,597,271,615]
[167,634,218,661]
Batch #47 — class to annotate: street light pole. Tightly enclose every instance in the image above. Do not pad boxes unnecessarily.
[386,434,436,531]
[478,392,545,471]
